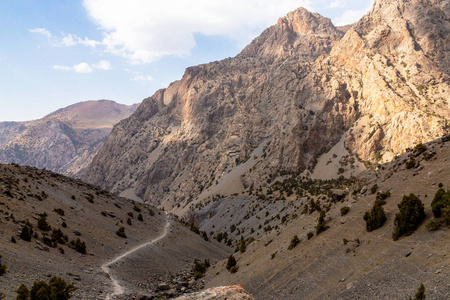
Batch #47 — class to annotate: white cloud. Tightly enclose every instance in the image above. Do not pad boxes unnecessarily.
[29,28,52,38]
[333,3,372,26]
[328,1,343,9]
[53,65,72,71]
[82,0,312,64]
[58,33,100,48]
[92,60,112,70]
[131,74,154,81]
[29,28,100,48]
[74,62,93,73]
[53,60,112,73]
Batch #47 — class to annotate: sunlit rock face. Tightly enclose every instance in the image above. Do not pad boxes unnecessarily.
[85,0,449,211]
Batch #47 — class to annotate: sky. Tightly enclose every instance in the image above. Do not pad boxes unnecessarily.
[0,0,373,121]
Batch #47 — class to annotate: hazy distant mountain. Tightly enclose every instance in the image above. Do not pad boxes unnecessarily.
[0,100,139,177]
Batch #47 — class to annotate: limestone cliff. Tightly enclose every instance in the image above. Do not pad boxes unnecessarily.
[85,0,449,211]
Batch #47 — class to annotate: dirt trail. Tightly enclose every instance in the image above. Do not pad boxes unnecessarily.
[102,214,171,300]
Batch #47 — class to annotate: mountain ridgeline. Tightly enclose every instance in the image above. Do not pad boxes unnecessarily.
[0,100,138,178]
[85,0,449,211]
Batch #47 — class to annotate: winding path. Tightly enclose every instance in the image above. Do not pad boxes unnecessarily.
[102,215,171,300]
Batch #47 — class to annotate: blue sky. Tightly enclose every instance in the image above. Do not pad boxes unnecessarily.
[0,0,373,121]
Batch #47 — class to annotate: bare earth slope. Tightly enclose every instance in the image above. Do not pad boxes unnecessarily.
[85,0,449,211]
[0,100,138,178]
[199,136,450,299]
[0,164,229,299]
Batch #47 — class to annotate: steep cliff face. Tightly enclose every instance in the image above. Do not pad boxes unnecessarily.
[324,0,450,162]
[85,0,449,210]
[85,8,347,206]
[0,100,138,177]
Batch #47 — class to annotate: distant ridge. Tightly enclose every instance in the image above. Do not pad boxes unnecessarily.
[0,100,139,177]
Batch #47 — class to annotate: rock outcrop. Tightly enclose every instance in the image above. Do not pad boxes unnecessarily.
[175,285,254,300]
[85,0,449,211]
[0,100,138,177]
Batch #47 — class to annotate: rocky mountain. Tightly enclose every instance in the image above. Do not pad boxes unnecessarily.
[85,0,449,213]
[0,163,229,299]
[0,100,138,178]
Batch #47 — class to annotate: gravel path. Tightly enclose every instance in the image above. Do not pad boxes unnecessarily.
[101,213,171,300]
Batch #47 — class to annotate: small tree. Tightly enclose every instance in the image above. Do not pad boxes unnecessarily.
[238,238,246,253]
[315,211,328,235]
[27,277,76,300]
[288,235,300,250]
[340,206,350,216]
[393,194,425,240]
[431,188,450,218]
[116,226,126,238]
[412,282,425,300]
[37,215,51,231]
[30,280,49,300]
[20,224,33,242]
[192,258,210,279]
[0,255,6,276]
[47,276,77,299]
[16,284,30,300]
[226,255,236,271]
[70,238,86,254]
[363,199,387,232]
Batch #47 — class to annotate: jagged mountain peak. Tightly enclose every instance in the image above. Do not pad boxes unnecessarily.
[277,7,336,35]
[239,7,343,61]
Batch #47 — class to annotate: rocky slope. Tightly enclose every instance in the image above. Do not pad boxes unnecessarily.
[85,0,449,211]
[0,163,229,299]
[198,135,450,299]
[0,100,138,178]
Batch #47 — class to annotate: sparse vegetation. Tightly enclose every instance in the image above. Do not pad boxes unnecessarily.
[138,213,143,221]
[315,211,328,235]
[414,143,427,156]
[70,238,86,254]
[427,188,450,230]
[116,226,127,238]
[17,276,76,300]
[192,258,210,279]
[37,214,51,231]
[340,206,350,216]
[20,222,33,242]
[237,237,246,253]
[370,184,378,194]
[0,255,6,276]
[226,255,237,272]
[16,283,29,300]
[363,193,389,232]
[288,235,300,250]
[307,231,314,240]
[393,194,425,240]
[431,188,450,218]
[51,228,68,245]
[410,282,425,300]
[405,156,416,169]
[53,208,64,216]
[189,223,200,234]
